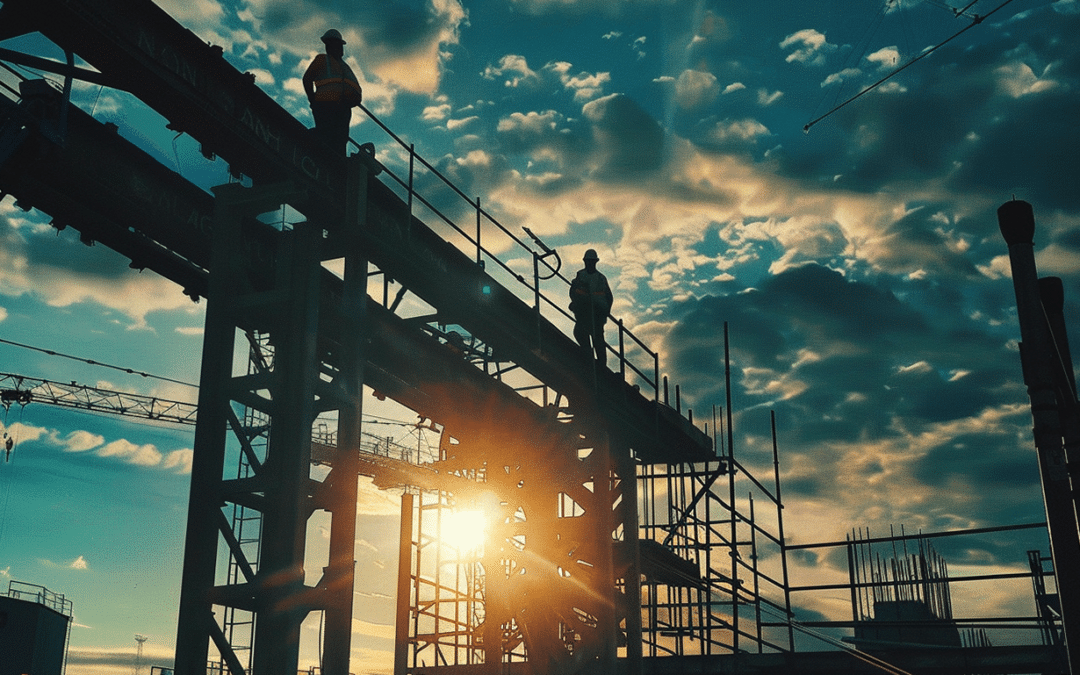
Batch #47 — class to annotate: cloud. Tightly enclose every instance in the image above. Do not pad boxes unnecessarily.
[58,430,106,453]
[703,118,771,147]
[1,420,48,445]
[238,0,466,95]
[674,69,720,109]
[0,202,198,329]
[40,555,91,571]
[357,478,404,516]
[483,54,542,88]
[757,88,783,106]
[422,103,452,122]
[582,94,664,179]
[544,62,612,101]
[97,439,164,467]
[780,28,836,66]
[163,449,194,474]
[866,45,900,70]
[0,306,6,322]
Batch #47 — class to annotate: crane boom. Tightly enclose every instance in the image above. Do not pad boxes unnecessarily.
[0,372,197,426]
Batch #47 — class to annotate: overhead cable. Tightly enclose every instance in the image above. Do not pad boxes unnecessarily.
[804,0,1017,132]
[0,336,198,388]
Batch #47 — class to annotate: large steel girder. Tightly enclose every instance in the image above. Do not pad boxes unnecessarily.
[0,0,712,464]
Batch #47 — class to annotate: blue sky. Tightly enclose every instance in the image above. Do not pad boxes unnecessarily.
[1,0,1077,672]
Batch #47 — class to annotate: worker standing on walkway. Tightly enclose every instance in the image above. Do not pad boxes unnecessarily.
[569,248,613,366]
[303,29,363,155]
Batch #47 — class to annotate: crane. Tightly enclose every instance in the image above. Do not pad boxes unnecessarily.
[0,370,447,489]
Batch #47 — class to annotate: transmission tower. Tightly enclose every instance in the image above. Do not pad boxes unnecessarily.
[134,634,148,675]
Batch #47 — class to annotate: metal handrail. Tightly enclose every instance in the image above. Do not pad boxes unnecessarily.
[353,103,667,400]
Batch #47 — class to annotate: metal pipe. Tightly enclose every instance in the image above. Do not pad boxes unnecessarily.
[394,493,414,674]
[999,199,1080,674]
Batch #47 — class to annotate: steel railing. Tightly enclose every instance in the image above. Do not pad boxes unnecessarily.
[350,104,664,402]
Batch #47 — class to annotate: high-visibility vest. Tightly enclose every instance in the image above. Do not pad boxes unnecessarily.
[307,54,362,103]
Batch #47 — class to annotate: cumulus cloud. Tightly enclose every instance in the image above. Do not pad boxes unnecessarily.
[483,54,541,88]
[866,45,900,70]
[238,0,466,95]
[423,103,452,122]
[705,118,771,146]
[0,306,6,322]
[674,69,720,109]
[163,449,194,474]
[97,439,163,467]
[58,430,105,453]
[780,28,836,66]
[0,203,198,329]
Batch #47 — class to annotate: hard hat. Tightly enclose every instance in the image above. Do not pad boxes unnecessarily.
[583,248,599,261]
[321,29,346,44]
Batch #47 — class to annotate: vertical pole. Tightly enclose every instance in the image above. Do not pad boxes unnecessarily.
[654,354,660,402]
[618,450,643,675]
[174,187,243,675]
[999,200,1080,674]
[322,156,371,675]
[407,144,415,216]
[771,411,794,651]
[253,220,321,675]
[724,322,738,656]
[618,319,626,378]
[749,493,761,653]
[394,493,415,674]
[475,197,482,264]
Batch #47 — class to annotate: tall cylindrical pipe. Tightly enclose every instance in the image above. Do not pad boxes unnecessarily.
[999,199,1080,674]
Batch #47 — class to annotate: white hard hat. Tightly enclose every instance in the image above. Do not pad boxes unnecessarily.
[321,29,345,44]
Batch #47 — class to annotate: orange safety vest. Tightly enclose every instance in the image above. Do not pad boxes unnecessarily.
[306,54,362,103]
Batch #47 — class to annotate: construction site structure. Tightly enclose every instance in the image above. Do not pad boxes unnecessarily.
[0,1,730,673]
[0,2,1073,675]
[0,581,73,675]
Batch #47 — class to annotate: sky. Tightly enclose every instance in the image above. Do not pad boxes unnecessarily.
[1,0,1078,672]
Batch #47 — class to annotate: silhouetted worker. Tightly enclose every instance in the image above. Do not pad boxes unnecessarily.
[570,248,613,366]
[303,29,363,155]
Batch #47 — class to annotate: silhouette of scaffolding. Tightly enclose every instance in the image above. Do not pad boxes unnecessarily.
[637,409,793,659]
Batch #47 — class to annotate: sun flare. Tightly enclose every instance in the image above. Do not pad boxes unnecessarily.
[442,509,488,553]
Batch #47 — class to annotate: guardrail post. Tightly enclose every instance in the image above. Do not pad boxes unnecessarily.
[654,353,660,401]
[618,318,626,378]
[533,252,541,311]
[475,197,482,264]
[407,143,415,217]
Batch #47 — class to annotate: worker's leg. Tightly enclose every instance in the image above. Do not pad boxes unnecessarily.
[592,321,607,366]
[311,102,351,155]
[573,318,592,352]
[329,104,352,155]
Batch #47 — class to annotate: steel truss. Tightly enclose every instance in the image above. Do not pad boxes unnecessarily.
[175,159,372,675]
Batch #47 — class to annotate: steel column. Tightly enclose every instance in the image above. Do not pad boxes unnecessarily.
[999,199,1080,674]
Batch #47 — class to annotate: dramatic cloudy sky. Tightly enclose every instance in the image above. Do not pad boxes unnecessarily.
[1,0,1077,671]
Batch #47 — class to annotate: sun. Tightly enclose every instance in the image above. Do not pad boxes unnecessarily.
[442,508,489,554]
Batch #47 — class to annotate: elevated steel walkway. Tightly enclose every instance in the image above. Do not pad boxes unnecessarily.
[0,2,712,673]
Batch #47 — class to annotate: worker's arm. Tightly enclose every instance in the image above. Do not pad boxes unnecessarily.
[302,55,324,101]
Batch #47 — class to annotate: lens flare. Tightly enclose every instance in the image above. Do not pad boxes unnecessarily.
[442,509,488,553]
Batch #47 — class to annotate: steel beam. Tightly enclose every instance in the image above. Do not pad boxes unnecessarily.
[0,0,710,463]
